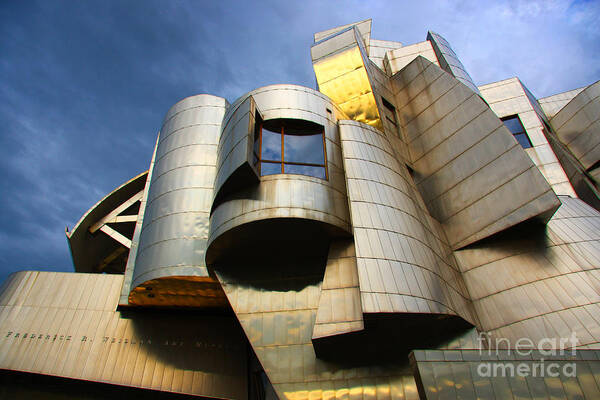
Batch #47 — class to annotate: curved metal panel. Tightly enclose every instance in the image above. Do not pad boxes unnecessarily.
[67,171,148,273]
[130,94,228,307]
[455,196,600,349]
[427,31,480,95]
[392,56,560,249]
[207,85,352,262]
[212,95,260,204]
[338,120,476,325]
[551,80,600,171]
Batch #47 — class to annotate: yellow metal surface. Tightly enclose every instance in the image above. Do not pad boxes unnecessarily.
[215,266,419,400]
[128,275,228,308]
[313,46,382,130]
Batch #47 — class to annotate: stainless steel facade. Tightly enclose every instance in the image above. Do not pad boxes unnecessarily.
[2,18,600,400]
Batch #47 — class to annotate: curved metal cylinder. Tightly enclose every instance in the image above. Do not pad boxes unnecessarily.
[338,120,476,325]
[207,85,352,263]
[130,94,229,306]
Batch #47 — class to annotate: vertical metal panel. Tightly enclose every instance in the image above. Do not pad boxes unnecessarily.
[129,94,229,307]
[313,239,363,339]
[0,271,248,399]
[338,120,476,324]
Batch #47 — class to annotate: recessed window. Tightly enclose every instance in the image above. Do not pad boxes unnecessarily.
[381,97,398,127]
[254,118,327,179]
[501,115,532,149]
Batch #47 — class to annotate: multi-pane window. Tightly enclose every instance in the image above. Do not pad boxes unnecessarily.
[501,115,532,149]
[253,118,327,179]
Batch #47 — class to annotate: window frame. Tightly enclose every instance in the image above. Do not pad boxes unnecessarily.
[501,114,533,149]
[254,119,328,180]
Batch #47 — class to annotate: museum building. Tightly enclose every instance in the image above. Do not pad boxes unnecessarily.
[1,19,600,399]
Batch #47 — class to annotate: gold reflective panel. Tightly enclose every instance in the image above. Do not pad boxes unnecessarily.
[128,276,228,308]
[313,46,382,130]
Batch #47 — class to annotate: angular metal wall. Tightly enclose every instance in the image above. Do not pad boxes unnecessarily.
[392,56,560,249]
[479,77,578,197]
[0,271,248,399]
[455,196,600,349]
[426,31,480,95]
[551,80,600,173]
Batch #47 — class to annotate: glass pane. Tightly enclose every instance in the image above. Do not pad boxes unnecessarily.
[260,162,281,176]
[284,133,325,164]
[284,164,326,179]
[502,117,524,134]
[261,126,281,161]
[514,133,532,149]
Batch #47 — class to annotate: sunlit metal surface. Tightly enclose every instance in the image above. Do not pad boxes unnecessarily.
[312,28,383,131]
[384,40,439,76]
[539,86,586,119]
[338,120,476,323]
[0,271,247,399]
[392,57,560,249]
[129,94,229,306]
[426,31,480,95]
[455,196,600,349]
[207,85,352,262]
[411,349,600,399]
[479,77,578,197]
[214,265,420,400]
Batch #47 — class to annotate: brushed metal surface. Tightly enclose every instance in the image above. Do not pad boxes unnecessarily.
[551,80,600,172]
[207,85,352,262]
[312,27,383,131]
[384,40,440,76]
[129,94,229,307]
[392,57,560,249]
[539,86,586,119]
[455,196,600,349]
[338,120,476,323]
[427,31,480,95]
[412,349,600,399]
[0,271,247,399]
[312,239,363,339]
[214,264,420,400]
[479,77,578,197]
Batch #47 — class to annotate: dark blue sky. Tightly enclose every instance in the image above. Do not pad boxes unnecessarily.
[1,0,599,283]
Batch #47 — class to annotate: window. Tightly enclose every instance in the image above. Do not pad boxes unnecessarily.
[501,115,532,149]
[381,97,398,127]
[254,118,327,179]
